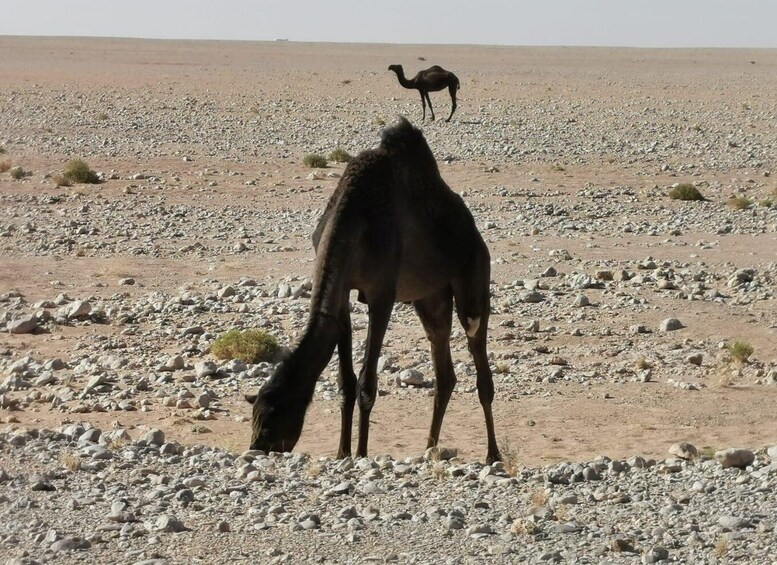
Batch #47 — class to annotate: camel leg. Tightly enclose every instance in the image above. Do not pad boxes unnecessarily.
[413,286,455,450]
[446,84,457,122]
[336,303,357,458]
[419,91,427,121]
[356,296,394,458]
[453,246,501,464]
[425,92,436,121]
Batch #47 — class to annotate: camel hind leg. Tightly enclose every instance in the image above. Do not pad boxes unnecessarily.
[336,302,357,458]
[452,245,500,464]
[419,91,427,121]
[413,286,455,450]
[446,82,458,122]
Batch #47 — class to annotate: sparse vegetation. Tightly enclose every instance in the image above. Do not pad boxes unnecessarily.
[714,537,730,558]
[97,112,108,121]
[328,148,352,163]
[669,183,705,201]
[499,441,522,476]
[302,154,328,168]
[374,117,386,127]
[9,166,26,180]
[727,341,754,363]
[52,174,72,188]
[700,446,716,460]
[530,488,550,507]
[61,451,81,471]
[211,329,279,364]
[636,356,651,370]
[0,160,10,173]
[727,196,752,210]
[63,159,100,184]
[0,145,5,154]
[761,198,774,208]
[550,164,566,172]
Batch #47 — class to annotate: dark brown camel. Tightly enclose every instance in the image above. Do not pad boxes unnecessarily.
[245,117,499,464]
[388,64,460,122]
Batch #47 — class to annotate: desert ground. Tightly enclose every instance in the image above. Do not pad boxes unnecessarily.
[1,37,776,563]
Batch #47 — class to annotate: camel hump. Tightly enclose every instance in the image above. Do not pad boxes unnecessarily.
[427,65,446,72]
[379,117,435,163]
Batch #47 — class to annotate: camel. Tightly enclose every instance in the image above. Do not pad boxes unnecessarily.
[388,64,460,122]
[245,117,500,464]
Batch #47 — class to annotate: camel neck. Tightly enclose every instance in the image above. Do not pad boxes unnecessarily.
[393,69,414,89]
[277,313,341,401]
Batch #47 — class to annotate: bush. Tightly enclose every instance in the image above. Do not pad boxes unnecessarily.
[9,166,26,180]
[0,146,5,154]
[303,154,328,168]
[727,341,754,363]
[668,183,705,201]
[52,174,72,188]
[63,159,100,184]
[727,196,752,210]
[0,160,10,173]
[328,148,352,163]
[211,329,279,364]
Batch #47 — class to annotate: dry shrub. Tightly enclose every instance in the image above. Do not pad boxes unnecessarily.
[53,174,72,187]
[727,196,752,210]
[211,329,279,364]
[63,159,100,184]
[668,183,705,201]
[61,451,81,471]
[727,341,754,363]
[0,160,10,173]
[302,154,327,168]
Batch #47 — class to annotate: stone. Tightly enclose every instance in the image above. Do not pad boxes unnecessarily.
[659,318,683,331]
[715,448,754,469]
[194,360,218,378]
[668,442,698,460]
[399,369,425,387]
[686,353,703,366]
[8,316,38,334]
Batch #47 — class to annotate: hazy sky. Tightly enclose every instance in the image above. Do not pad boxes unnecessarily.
[2,0,775,48]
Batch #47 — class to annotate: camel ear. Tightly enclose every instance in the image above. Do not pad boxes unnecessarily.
[244,393,258,405]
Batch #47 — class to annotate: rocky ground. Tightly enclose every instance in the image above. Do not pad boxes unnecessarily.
[1,38,776,563]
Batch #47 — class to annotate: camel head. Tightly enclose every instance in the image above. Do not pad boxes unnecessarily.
[387,64,402,73]
[245,378,307,454]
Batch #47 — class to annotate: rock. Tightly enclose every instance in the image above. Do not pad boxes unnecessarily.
[659,318,683,331]
[715,448,754,469]
[519,290,545,303]
[51,536,91,552]
[399,369,425,387]
[767,445,777,460]
[194,360,218,378]
[143,429,165,446]
[61,300,91,319]
[642,546,669,563]
[8,316,39,334]
[155,515,188,532]
[573,294,590,307]
[668,442,698,460]
[686,353,703,366]
[424,446,458,461]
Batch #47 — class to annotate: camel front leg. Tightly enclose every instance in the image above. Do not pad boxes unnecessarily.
[419,91,427,121]
[425,92,436,121]
[356,296,394,458]
[336,303,356,458]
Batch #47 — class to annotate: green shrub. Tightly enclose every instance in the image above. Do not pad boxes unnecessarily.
[328,148,352,163]
[9,166,26,180]
[63,159,100,184]
[211,329,279,364]
[0,146,5,154]
[303,154,328,168]
[727,341,754,363]
[668,183,705,201]
[727,196,752,210]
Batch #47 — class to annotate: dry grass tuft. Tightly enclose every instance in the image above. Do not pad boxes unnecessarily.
[303,154,328,168]
[211,329,279,364]
[61,451,82,471]
[511,518,539,536]
[727,341,754,364]
[727,196,752,210]
[499,441,522,476]
[63,159,100,184]
[0,160,11,173]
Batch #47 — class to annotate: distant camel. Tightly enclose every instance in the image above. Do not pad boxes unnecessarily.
[246,117,500,464]
[388,64,460,122]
